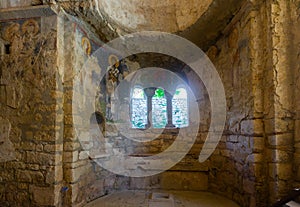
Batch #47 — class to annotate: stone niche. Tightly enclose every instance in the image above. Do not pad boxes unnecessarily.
[65,23,210,205]
[0,4,211,206]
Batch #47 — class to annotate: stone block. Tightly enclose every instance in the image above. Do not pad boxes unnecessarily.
[241,119,263,135]
[249,163,264,179]
[64,164,91,183]
[26,151,61,165]
[296,165,300,181]
[36,144,43,152]
[268,133,293,147]
[64,141,81,151]
[265,118,293,134]
[46,166,63,184]
[0,169,15,182]
[27,164,40,171]
[29,185,60,206]
[5,161,25,169]
[295,120,300,142]
[31,171,45,184]
[16,170,33,183]
[44,144,63,153]
[269,163,293,180]
[251,137,265,152]
[24,131,33,140]
[246,153,263,163]
[20,142,36,151]
[227,135,238,143]
[64,159,89,169]
[64,151,79,163]
[86,179,106,202]
[15,191,29,205]
[129,176,159,190]
[161,171,208,191]
[267,149,293,163]
[33,131,55,142]
[18,183,28,190]
[79,151,89,160]
[243,178,255,194]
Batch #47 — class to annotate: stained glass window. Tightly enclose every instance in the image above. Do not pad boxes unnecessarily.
[152,88,167,128]
[131,88,147,128]
[172,88,189,128]
[131,87,189,129]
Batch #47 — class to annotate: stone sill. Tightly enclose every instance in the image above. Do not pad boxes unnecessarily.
[89,154,110,159]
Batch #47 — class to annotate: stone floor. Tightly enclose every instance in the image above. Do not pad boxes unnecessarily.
[85,190,240,207]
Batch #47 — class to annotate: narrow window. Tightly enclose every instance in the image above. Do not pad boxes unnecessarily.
[172,88,189,128]
[152,88,167,128]
[131,87,147,128]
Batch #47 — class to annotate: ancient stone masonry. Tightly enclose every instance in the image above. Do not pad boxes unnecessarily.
[0,0,299,207]
[0,5,63,207]
[0,0,43,9]
[206,2,268,205]
[64,29,210,205]
[207,0,300,206]
[43,0,246,50]
[292,0,300,200]
[0,117,16,162]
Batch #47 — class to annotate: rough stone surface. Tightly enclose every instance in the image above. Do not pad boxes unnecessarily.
[43,0,245,50]
[85,191,240,207]
[0,6,63,207]
[0,0,299,207]
[207,0,300,206]
[97,0,213,32]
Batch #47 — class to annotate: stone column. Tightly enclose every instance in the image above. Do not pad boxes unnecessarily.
[144,87,156,128]
[165,90,176,128]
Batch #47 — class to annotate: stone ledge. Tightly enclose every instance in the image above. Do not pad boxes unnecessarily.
[0,5,56,21]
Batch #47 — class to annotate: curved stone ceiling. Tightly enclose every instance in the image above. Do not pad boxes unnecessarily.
[97,0,213,33]
[54,0,245,49]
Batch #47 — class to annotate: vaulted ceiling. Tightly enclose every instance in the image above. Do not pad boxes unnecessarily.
[54,0,245,50]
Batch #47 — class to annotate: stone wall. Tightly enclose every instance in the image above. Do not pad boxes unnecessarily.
[0,6,63,207]
[63,41,210,205]
[265,0,296,203]
[207,2,261,205]
[293,0,300,194]
[60,14,118,206]
[0,1,299,207]
[0,0,42,9]
[207,0,300,206]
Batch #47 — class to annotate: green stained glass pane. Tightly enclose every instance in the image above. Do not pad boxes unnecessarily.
[153,88,165,98]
